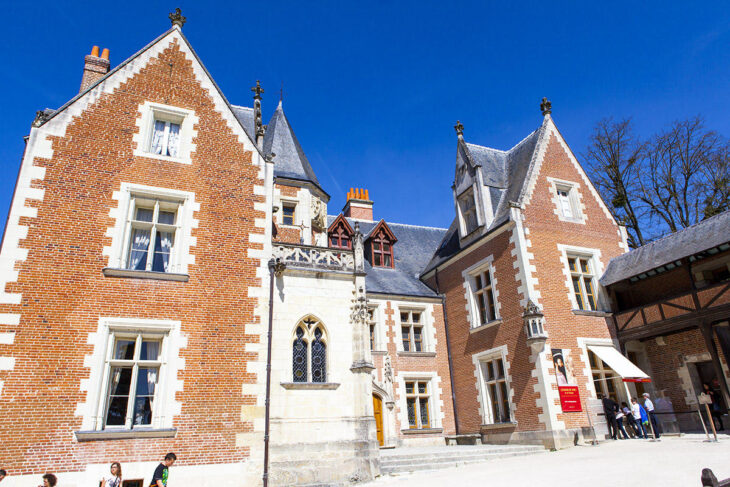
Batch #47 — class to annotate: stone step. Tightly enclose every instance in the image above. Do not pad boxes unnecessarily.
[380,447,546,475]
[380,445,542,464]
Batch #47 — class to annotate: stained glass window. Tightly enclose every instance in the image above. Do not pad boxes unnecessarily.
[405,380,430,429]
[292,327,307,383]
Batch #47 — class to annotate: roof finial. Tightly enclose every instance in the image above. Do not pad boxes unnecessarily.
[251,80,265,148]
[454,120,464,137]
[169,8,186,28]
[540,97,552,116]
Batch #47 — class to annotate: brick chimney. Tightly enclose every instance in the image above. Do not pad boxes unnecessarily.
[343,188,373,221]
[79,46,110,93]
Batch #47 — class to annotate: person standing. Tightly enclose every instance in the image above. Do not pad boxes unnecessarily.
[150,453,176,487]
[621,402,638,437]
[703,382,725,431]
[631,397,648,439]
[101,462,122,487]
[643,393,661,438]
[614,406,630,439]
[601,394,619,440]
[0,469,6,482]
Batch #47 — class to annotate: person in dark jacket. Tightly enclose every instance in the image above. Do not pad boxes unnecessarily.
[601,394,620,440]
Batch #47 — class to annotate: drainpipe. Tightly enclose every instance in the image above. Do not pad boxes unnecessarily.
[263,258,285,487]
[435,268,460,435]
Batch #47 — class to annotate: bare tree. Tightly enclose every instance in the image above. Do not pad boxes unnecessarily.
[638,117,725,236]
[583,118,647,247]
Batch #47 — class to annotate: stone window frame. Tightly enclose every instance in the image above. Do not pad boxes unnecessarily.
[81,317,185,433]
[457,186,480,236]
[399,308,426,352]
[104,183,198,278]
[133,101,198,165]
[472,345,515,425]
[404,379,432,429]
[547,177,586,224]
[396,371,444,431]
[291,316,329,383]
[368,304,384,352]
[557,244,607,312]
[278,198,299,228]
[462,256,502,331]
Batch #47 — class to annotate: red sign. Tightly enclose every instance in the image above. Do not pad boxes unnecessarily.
[558,386,582,412]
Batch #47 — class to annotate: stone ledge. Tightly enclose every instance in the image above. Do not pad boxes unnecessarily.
[396,351,437,358]
[75,428,177,441]
[401,428,443,435]
[480,421,518,431]
[102,268,189,282]
[371,350,388,355]
[280,382,340,390]
[470,319,502,334]
[571,309,611,317]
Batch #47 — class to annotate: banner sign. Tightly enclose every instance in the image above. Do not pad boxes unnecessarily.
[558,386,582,412]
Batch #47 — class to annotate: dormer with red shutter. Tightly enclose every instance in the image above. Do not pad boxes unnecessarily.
[365,219,397,268]
[327,214,354,249]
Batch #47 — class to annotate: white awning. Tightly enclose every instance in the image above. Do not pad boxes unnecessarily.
[587,345,651,382]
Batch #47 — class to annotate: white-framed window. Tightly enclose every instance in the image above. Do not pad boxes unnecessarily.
[400,309,424,352]
[458,187,479,235]
[472,268,497,326]
[102,330,165,429]
[405,380,431,429]
[106,183,198,275]
[481,357,511,424]
[282,202,296,226]
[124,195,182,273]
[568,255,597,311]
[588,349,622,403]
[133,102,197,164]
[292,316,328,383]
[548,178,584,223]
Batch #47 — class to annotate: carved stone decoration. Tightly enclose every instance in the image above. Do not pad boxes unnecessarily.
[251,80,265,139]
[454,120,464,136]
[353,222,365,272]
[540,97,552,116]
[350,285,369,325]
[169,8,187,28]
[272,243,354,271]
[383,355,393,384]
[32,110,51,128]
[311,197,327,231]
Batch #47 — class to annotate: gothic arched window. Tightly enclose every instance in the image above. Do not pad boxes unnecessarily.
[291,317,328,383]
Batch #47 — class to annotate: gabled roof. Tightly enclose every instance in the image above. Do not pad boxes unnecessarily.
[327,216,447,297]
[600,210,730,287]
[263,101,324,192]
[422,122,545,275]
[327,213,354,234]
[365,219,397,243]
[230,105,255,142]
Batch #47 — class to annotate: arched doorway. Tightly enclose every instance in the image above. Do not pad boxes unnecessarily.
[372,394,384,446]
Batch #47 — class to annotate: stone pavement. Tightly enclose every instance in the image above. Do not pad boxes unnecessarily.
[366,434,730,486]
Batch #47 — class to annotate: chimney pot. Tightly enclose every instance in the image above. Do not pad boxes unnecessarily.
[101,48,110,60]
[343,187,374,221]
[79,45,111,93]
[91,45,100,57]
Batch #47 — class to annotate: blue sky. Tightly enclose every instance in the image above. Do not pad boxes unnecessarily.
[2,2,729,232]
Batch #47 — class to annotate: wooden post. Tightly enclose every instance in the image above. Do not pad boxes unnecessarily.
[700,323,730,409]
[697,408,711,442]
[705,402,718,441]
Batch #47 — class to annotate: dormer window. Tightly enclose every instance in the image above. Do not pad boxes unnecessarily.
[372,230,393,267]
[458,187,478,235]
[366,220,397,268]
[327,214,354,250]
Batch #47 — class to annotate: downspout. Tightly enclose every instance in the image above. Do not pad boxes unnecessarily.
[435,267,460,435]
[263,258,284,487]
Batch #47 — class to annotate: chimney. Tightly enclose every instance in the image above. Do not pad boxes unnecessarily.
[79,46,110,93]
[343,187,373,221]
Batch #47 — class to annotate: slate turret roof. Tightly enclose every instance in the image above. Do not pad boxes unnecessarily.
[327,216,448,298]
[600,210,730,286]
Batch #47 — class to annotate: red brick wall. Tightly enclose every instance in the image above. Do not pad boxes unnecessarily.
[0,40,265,473]
[344,203,373,221]
[274,183,301,244]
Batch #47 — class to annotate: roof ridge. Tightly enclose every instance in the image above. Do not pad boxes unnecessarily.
[465,142,507,153]
[230,104,253,111]
[621,210,730,255]
[386,221,449,231]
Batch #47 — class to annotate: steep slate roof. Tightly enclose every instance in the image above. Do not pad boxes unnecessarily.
[600,210,730,286]
[230,105,255,142]
[422,124,544,275]
[327,216,447,297]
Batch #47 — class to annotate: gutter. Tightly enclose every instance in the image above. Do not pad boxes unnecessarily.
[435,268,459,436]
[263,258,285,487]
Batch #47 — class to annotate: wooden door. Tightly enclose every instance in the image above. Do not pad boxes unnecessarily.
[373,394,384,446]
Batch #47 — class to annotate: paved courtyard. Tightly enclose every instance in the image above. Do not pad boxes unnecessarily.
[367,434,730,486]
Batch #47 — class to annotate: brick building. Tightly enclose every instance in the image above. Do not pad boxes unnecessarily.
[3,10,726,487]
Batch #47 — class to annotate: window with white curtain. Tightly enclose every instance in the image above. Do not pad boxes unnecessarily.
[102,330,165,429]
[149,119,181,158]
[124,196,181,273]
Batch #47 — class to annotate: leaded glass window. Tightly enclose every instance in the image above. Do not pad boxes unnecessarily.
[292,327,307,383]
[481,357,511,424]
[400,310,424,352]
[568,256,596,311]
[291,317,328,383]
[405,380,430,429]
